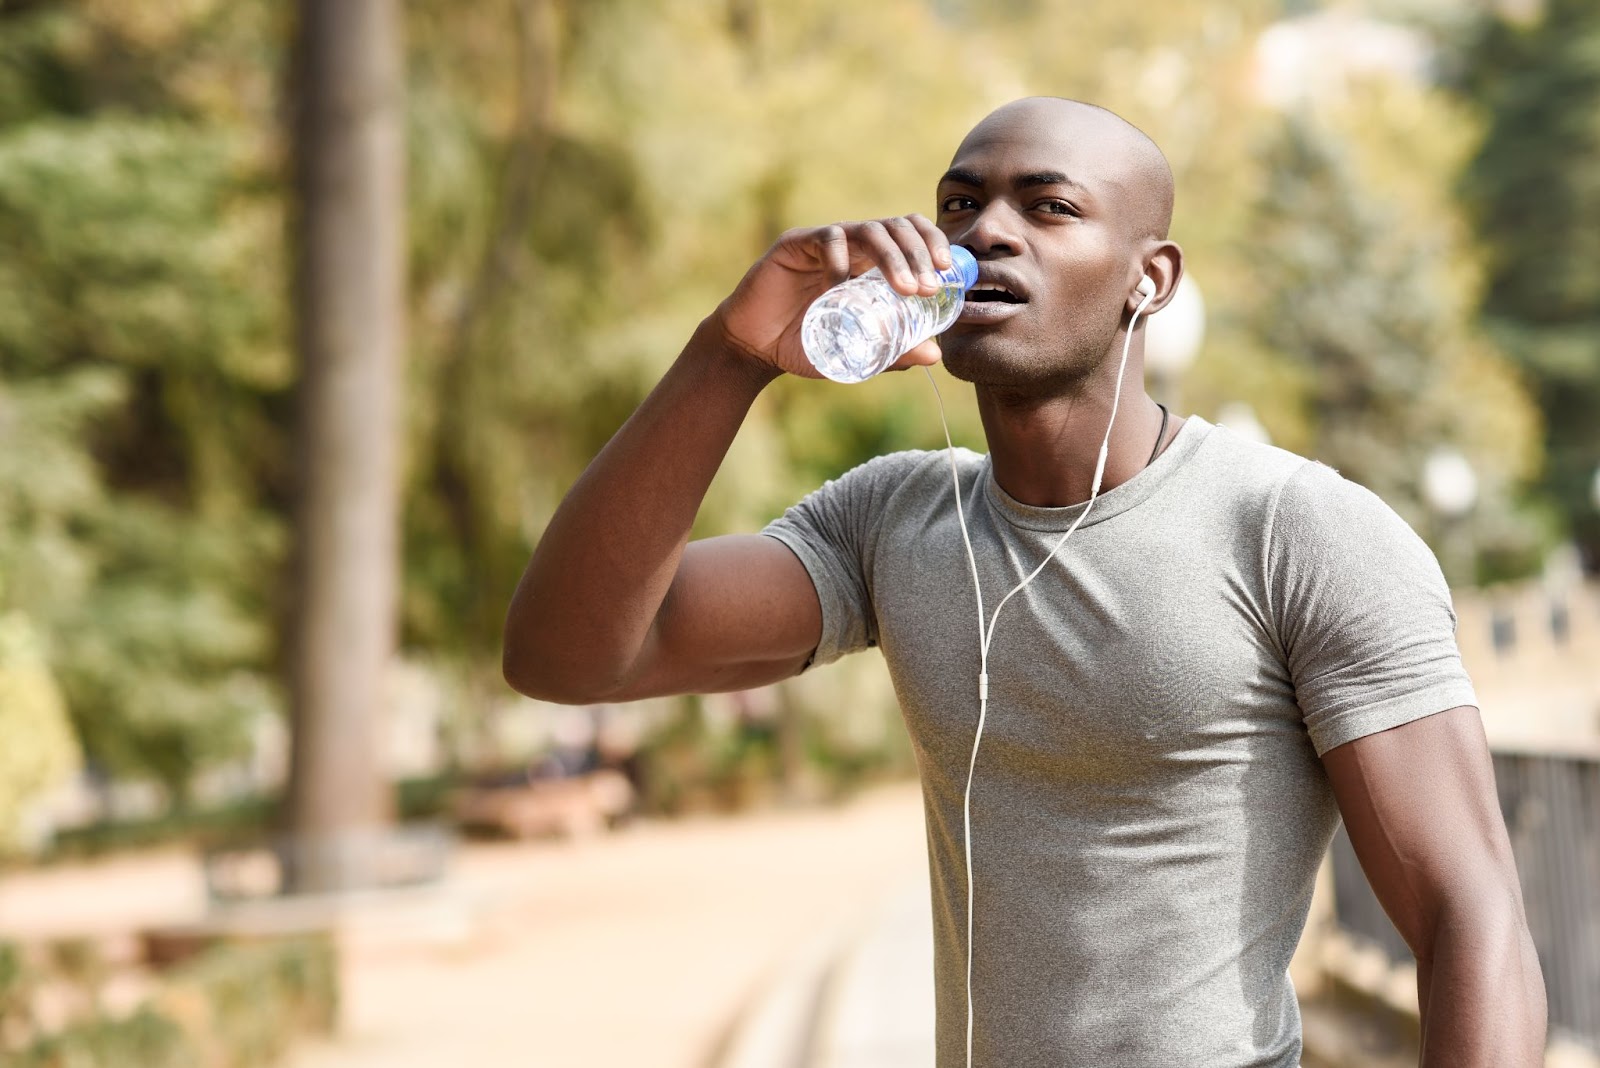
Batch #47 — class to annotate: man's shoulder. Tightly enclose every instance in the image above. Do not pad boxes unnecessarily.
[768,449,972,538]
[1171,421,1324,538]
[815,447,981,501]
[841,446,982,479]
[1195,424,1420,533]
[1191,420,1313,491]
[1235,444,1437,580]
[1175,423,1422,565]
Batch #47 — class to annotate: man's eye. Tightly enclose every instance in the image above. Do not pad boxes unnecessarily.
[1038,201,1077,216]
[940,195,976,212]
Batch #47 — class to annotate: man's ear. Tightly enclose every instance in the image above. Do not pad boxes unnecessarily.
[1129,242,1183,315]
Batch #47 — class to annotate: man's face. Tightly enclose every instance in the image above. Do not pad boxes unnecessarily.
[935,110,1140,389]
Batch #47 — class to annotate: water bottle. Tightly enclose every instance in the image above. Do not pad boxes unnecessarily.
[802,245,979,383]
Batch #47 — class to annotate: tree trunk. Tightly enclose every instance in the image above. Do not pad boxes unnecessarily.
[284,0,405,893]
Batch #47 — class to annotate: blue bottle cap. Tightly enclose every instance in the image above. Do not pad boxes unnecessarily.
[947,245,979,291]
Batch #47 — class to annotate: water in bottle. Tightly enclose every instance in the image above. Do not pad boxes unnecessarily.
[802,245,979,383]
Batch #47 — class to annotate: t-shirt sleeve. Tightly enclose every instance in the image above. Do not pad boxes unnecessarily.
[1266,460,1479,757]
[760,452,921,669]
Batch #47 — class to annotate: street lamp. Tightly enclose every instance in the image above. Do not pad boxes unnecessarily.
[1144,273,1205,407]
[1421,446,1478,589]
[1421,448,1478,518]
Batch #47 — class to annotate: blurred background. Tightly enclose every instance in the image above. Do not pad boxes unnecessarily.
[0,0,1597,1065]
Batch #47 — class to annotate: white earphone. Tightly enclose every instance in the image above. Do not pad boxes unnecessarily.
[922,266,1159,1068]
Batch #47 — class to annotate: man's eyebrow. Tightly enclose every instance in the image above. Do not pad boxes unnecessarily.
[936,168,1091,194]
[1015,170,1088,193]
[937,167,986,188]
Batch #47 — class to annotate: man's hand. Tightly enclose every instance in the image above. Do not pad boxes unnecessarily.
[506,214,964,704]
[1322,706,1547,1066]
[712,215,955,378]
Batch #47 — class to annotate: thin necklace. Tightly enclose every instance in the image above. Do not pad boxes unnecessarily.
[1146,402,1170,467]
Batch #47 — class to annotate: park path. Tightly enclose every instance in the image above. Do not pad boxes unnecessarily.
[0,783,929,1068]
[286,783,928,1068]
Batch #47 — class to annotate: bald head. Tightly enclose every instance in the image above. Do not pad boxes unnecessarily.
[933,97,1183,390]
[953,97,1174,241]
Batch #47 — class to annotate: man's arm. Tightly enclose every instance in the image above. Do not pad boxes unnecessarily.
[1322,705,1547,1067]
[503,216,953,703]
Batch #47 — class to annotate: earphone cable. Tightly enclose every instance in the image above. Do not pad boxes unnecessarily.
[925,286,1156,1068]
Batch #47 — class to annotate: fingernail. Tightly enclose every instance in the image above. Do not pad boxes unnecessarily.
[920,271,938,287]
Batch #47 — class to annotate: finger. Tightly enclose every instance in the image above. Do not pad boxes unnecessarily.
[883,216,940,293]
[908,213,953,268]
[851,220,919,295]
[905,213,954,282]
[812,224,851,286]
[888,337,943,371]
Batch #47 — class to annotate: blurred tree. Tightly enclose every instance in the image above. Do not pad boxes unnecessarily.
[0,1,285,804]
[401,0,654,667]
[1454,0,1600,571]
[398,0,1285,571]
[0,606,81,853]
[283,0,404,891]
[1244,105,1542,578]
[396,0,986,768]
[0,0,1566,819]
[394,0,979,671]
[938,0,1301,444]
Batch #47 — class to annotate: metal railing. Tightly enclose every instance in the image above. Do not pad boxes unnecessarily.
[1328,750,1600,1052]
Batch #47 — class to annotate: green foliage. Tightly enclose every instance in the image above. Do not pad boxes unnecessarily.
[396,0,678,658]
[17,782,449,866]
[395,0,1288,661]
[0,610,81,854]
[1454,0,1600,567]
[0,1,286,799]
[10,1007,194,1068]
[0,935,336,1068]
[1244,99,1544,578]
[35,794,277,865]
[0,940,36,1051]
[0,0,1583,811]
[631,657,912,814]
[159,936,338,1067]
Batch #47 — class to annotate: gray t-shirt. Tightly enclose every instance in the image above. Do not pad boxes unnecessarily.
[762,415,1477,1068]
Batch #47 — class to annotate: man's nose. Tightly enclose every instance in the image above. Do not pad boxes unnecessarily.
[952,202,1021,258]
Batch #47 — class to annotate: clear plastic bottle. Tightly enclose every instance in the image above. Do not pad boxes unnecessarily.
[802,245,979,383]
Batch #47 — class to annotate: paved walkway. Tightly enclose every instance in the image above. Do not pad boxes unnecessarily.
[0,847,206,938]
[285,784,929,1068]
[0,784,930,1068]
[811,877,937,1068]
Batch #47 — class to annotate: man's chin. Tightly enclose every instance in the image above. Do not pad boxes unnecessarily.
[939,337,1030,386]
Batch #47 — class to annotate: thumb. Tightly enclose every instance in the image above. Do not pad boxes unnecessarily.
[888,338,943,372]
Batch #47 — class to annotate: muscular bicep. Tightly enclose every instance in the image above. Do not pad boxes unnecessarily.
[611,534,823,700]
[1321,705,1524,958]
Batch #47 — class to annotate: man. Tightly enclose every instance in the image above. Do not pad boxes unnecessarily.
[503,98,1547,1066]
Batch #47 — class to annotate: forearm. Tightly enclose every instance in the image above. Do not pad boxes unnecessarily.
[504,315,779,700]
[1417,901,1546,1066]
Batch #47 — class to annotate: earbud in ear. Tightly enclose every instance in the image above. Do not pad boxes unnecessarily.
[1137,275,1156,299]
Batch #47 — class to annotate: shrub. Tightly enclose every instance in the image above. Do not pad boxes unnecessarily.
[0,611,81,855]
[2,935,336,1068]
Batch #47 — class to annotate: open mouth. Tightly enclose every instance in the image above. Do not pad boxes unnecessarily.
[965,284,1027,305]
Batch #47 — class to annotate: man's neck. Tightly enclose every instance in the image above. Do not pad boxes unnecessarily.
[976,350,1176,508]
